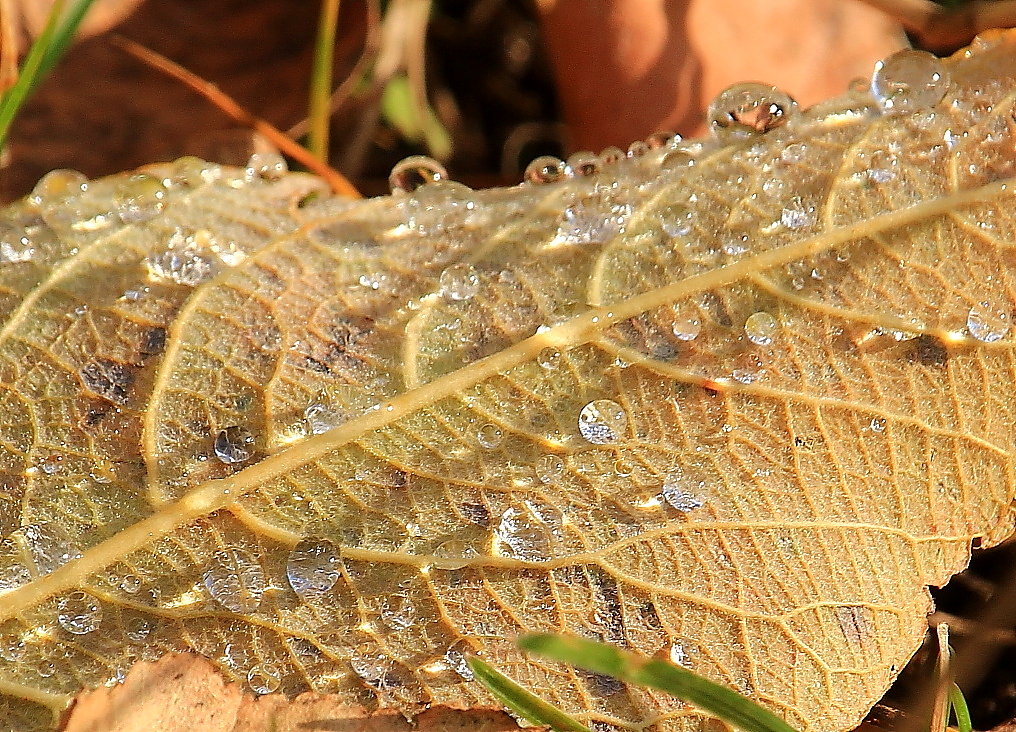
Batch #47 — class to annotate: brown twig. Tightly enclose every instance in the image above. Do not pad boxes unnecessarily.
[855,0,1016,51]
[111,36,362,199]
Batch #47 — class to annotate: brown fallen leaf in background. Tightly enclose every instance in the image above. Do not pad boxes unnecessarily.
[61,653,537,732]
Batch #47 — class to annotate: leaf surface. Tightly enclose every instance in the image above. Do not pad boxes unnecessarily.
[2,33,1016,732]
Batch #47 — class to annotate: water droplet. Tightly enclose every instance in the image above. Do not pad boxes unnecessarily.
[536,347,561,369]
[10,523,82,576]
[247,664,282,694]
[536,454,565,484]
[707,82,797,140]
[381,595,417,630]
[444,647,473,680]
[203,547,265,612]
[556,196,631,244]
[669,643,690,667]
[115,174,167,223]
[566,151,600,177]
[530,156,579,187]
[967,301,1010,342]
[745,312,779,346]
[168,156,221,187]
[657,201,696,238]
[869,417,886,433]
[496,507,551,561]
[780,197,816,229]
[439,263,480,301]
[871,50,949,114]
[662,469,705,512]
[245,151,288,182]
[476,423,504,449]
[627,140,650,158]
[661,147,696,170]
[350,647,395,688]
[29,169,87,206]
[304,401,343,435]
[0,637,25,662]
[389,156,447,193]
[598,147,626,166]
[144,227,218,286]
[124,615,153,642]
[646,130,679,149]
[286,537,340,598]
[405,180,477,234]
[213,426,255,464]
[578,399,628,444]
[672,314,702,341]
[57,591,102,634]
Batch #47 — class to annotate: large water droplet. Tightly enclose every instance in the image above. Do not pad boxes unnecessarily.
[115,174,167,223]
[405,180,477,234]
[707,83,797,141]
[245,152,288,182]
[662,469,705,512]
[389,156,447,193]
[535,454,565,484]
[566,151,601,177]
[381,594,417,630]
[144,228,218,286]
[214,426,255,464]
[350,647,396,688]
[524,155,568,184]
[496,507,552,561]
[871,50,949,114]
[967,301,1010,342]
[672,314,702,341]
[444,647,473,680]
[203,547,265,612]
[745,312,779,346]
[286,537,340,598]
[247,664,282,694]
[29,169,87,206]
[57,591,102,634]
[439,263,479,301]
[476,423,504,449]
[578,399,628,444]
[10,523,82,576]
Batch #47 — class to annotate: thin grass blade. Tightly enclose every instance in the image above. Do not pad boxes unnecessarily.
[949,684,972,732]
[467,656,591,732]
[308,0,341,161]
[519,634,797,732]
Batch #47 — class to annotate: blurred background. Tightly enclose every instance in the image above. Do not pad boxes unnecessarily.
[1,0,1015,728]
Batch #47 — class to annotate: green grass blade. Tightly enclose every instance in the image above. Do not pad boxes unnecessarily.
[34,0,99,85]
[467,656,592,732]
[948,683,972,732]
[308,0,341,161]
[0,0,66,148]
[519,634,798,732]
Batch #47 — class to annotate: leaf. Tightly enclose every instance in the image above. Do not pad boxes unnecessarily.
[0,32,1015,732]
[61,651,536,732]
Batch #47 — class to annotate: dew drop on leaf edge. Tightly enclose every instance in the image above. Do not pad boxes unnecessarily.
[389,156,447,194]
[871,49,950,114]
[524,155,568,184]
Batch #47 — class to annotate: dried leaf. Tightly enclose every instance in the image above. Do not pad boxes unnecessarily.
[61,652,534,732]
[1,31,1016,732]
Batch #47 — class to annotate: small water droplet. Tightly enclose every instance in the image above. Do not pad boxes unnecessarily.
[214,426,255,464]
[780,197,816,229]
[30,169,87,206]
[661,147,696,170]
[578,399,628,444]
[745,312,779,346]
[0,637,25,662]
[203,547,265,612]
[662,469,705,512]
[669,643,690,667]
[524,155,568,184]
[627,140,650,158]
[444,648,473,680]
[496,507,551,561]
[350,647,395,688]
[57,591,102,634]
[115,174,167,223]
[144,227,218,286]
[389,156,447,193]
[245,151,288,182]
[476,423,504,449]
[707,82,797,140]
[536,347,561,369]
[646,130,679,149]
[598,147,626,166]
[124,615,153,642]
[439,263,480,301]
[567,151,600,176]
[871,50,949,114]
[381,594,417,630]
[535,454,565,484]
[967,301,1010,342]
[672,314,702,341]
[247,664,282,694]
[869,417,887,433]
[286,537,340,598]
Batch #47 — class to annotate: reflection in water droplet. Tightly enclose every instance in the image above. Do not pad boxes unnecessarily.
[707,82,797,141]
[598,147,626,166]
[578,399,628,444]
[745,312,779,346]
[536,454,565,484]
[286,537,340,598]
[672,314,702,341]
[662,470,705,512]
[116,174,167,223]
[524,155,568,184]
[214,426,255,464]
[247,664,282,694]
[439,263,479,301]
[203,547,265,613]
[567,151,600,177]
[389,156,447,193]
[57,591,102,634]
[646,130,679,149]
[476,423,504,449]
[245,152,288,182]
[869,417,886,433]
[871,50,949,114]
[967,301,1010,342]
[627,140,650,158]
